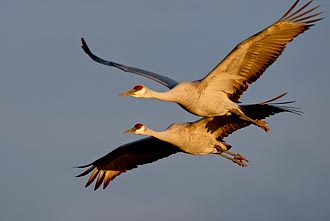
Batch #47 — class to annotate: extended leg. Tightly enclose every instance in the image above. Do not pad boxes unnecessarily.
[230,109,270,132]
[216,150,249,167]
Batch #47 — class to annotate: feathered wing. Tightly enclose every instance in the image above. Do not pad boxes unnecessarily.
[76,137,181,190]
[201,0,323,102]
[194,93,301,139]
[81,38,178,89]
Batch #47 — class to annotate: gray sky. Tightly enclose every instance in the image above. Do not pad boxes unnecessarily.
[1,0,330,220]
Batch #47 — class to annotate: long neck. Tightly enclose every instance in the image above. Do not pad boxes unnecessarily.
[144,89,180,103]
[141,127,173,143]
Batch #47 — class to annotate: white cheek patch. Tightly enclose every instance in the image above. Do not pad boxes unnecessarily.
[134,87,146,96]
[137,126,145,133]
[139,87,146,94]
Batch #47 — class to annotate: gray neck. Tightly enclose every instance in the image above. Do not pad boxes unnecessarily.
[146,89,180,103]
[143,127,174,144]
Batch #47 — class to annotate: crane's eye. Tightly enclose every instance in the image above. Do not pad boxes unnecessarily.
[134,85,144,91]
[134,123,144,129]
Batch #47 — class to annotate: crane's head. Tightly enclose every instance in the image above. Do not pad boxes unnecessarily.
[119,85,147,97]
[124,123,146,134]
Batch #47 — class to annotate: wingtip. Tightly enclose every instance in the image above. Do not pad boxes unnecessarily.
[74,163,91,169]
[81,37,85,47]
[279,0,322,24]
[93,171,106,190]
[103,179,111,190]
[260,92,288,104]
[81,37,91,54]
[75,165,95,178]
[84,169,99,188]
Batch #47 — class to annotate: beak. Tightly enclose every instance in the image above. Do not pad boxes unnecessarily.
[124,128,135,134]
[119,89,135,96]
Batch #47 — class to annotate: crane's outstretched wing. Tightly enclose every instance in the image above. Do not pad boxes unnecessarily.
[76,137,181,190]
[196,93,302,139]
[81,38,178,89]
[201,0,323,102]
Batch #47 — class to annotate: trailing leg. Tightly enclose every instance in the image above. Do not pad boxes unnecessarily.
[230,109,270,132]
[216,150,249,167]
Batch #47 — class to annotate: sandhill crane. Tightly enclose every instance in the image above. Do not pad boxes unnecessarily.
[76,94,301,190]
[81,0,322,132]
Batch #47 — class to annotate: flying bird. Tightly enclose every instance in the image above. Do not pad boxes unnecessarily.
[76,94,301,190]
[81,0,322,132]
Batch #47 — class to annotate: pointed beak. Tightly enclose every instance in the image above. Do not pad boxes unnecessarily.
[124,128,135,134]
[119,89,135,96]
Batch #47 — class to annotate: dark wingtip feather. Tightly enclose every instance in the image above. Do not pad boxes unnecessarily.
[261,92,287,104]
[305,16,324,25]
[84,169,99,188]
[278,0,300,21]
[276,105,303,116]
[81,37,86,45]
[75,163,92,169]
[257,92,302,116]
[76,165,95,178]
[284,0,313,21]
[103,177,111,190]
[81,37,92,55]
[94,171,106,191]
[279,0,323,25]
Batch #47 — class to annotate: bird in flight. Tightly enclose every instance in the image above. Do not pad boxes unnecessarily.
[81,0,322,132]
[76,94,301,190]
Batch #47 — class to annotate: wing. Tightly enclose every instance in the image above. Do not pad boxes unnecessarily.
[81,38,178,89]
[194,93,301,139]
[201,0,323,102]
[76,137,181,190]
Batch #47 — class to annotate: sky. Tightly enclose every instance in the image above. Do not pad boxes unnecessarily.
[1,0,330,220]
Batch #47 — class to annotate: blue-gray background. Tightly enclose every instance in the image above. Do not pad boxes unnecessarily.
[1,0,329,220]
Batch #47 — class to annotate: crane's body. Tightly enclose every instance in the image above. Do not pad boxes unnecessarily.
[125,121,230,155]
[124,82,238,117]
[81,0,322,132]
[77,94,301,190]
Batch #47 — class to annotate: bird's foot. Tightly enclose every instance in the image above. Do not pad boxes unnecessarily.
[232,153,249,167]
[218,151,249,167]
[234,111,270,132]
[255,119,270,132]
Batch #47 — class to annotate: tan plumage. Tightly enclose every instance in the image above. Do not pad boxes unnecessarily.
[202,0,323,102]
[81,0,322,132]
[76,94,301,190]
